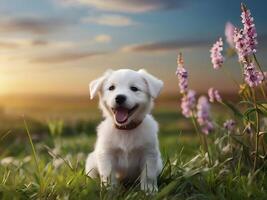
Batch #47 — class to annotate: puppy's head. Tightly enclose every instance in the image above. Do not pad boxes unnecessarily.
[89,69,163,126]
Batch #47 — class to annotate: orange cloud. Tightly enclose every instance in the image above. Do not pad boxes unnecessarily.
[0,41,19,49]
[93,34,112,43]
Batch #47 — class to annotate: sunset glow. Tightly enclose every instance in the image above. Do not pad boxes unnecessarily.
[0,0,266,96]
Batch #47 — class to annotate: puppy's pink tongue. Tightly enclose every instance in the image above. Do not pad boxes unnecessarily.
[115,107,129,123]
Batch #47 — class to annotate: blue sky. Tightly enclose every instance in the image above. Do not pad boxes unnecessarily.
[0,0,266,95]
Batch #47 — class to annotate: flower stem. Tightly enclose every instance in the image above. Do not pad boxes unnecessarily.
[191,115,203,148]
[252,90,260,171]
[260,86,267,100]
[261,137,266,156]
[202,134,212,166]
[191,115,212,166]
[228,132,234,155]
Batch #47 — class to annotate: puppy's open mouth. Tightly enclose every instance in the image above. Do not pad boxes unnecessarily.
[112,105,138,124]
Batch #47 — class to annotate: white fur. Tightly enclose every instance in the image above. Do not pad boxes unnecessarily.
[86,69,163,192]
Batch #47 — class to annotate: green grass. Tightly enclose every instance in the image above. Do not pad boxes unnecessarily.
[0,107,266,199]
[1,133,266,199]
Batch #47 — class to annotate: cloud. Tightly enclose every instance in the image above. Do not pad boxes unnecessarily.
[121,38,211,52]
[62,0,182,13]
[0,38,50,50]
[0,41,20,49]
[81,14,136,27]
[120,34,267,53]
[93,34,112,43]
[31,39,49,46]
[31,51,107,64]
[0,17,71,35]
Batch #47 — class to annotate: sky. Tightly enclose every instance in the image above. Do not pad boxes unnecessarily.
[0,0,267,96]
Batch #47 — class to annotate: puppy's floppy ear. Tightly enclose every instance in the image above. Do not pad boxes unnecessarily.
[138,69,163,98]
[89,69,113,99]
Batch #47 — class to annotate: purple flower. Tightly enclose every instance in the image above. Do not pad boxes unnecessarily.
[176,53,188,93]
[234,4,258,62]
[201,121,214,136]
[223,119,236,132]
[225,22,236,48]
[233,28,252,62]
[197,96,213,135]
[210,38,224,69]
[244,62,263,87]
[181,89,196,118]
[241,3,257,54]
[208,88,222,103]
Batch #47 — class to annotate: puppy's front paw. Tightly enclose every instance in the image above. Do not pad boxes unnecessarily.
[100,175,117,189]
[141,180,158,193]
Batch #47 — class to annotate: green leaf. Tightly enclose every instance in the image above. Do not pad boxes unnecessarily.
[0,130,12,142]
[257,104,267,116]
[156,180,179,199]
[244,108,257,118]
[222,101,243,118]
[238,101,254,106]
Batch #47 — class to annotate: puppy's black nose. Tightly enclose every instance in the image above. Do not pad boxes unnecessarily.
[115,95,126,105]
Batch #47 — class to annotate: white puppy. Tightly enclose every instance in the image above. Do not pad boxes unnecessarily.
[85,69,163,192]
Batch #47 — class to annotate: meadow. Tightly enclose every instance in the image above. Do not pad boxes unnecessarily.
[0,93,266,199]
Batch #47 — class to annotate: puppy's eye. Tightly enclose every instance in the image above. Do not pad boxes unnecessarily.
[130,86,139,92]
[108,85,115,91]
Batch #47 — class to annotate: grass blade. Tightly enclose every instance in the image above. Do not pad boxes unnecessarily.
[23,118,43,193]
